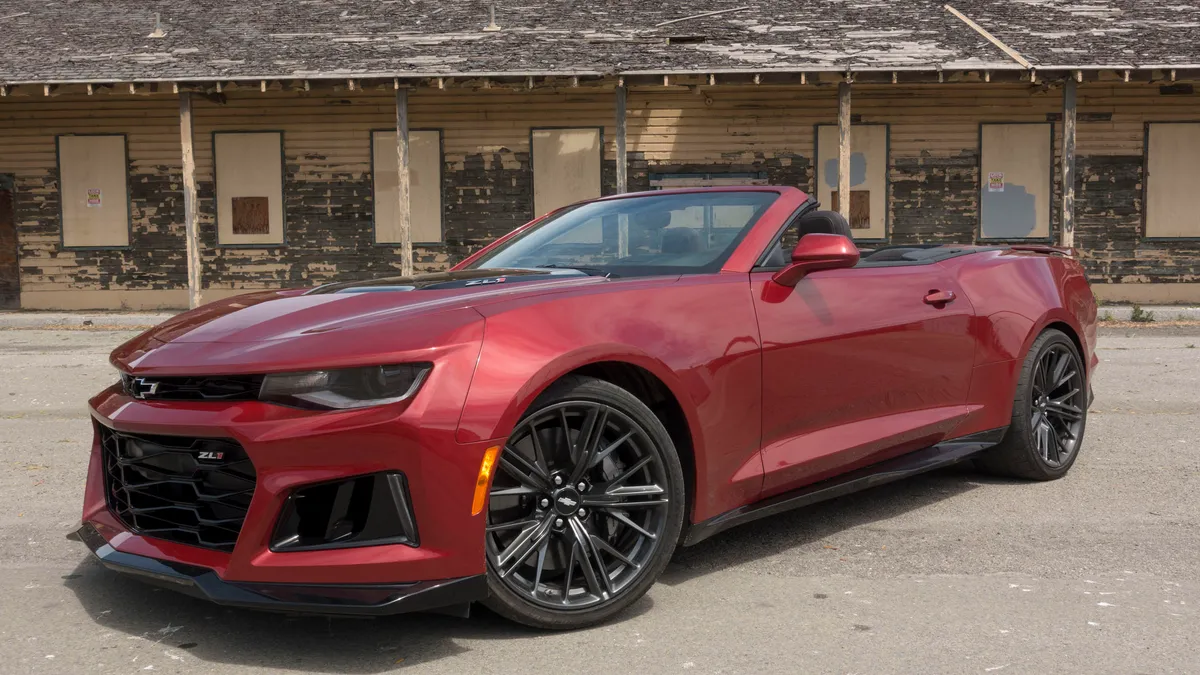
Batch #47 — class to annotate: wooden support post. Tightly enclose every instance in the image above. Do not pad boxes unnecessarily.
[615,82,628,194]
[178,93,202,309]
[395,88,413,277]
[615,81,630,256]
[837,80,852,222]
[1059,77,1077,249]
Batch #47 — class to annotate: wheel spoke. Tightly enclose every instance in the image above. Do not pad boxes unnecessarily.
[570,406,609,483]
[531,538,549,596]
[1047,400,1082,422]
[608,454,653,489]
[591,534,640,570]
[589,429,635,470]
[496,516,554,577]
[582,482,666,510]
[1047,426,1064,464]
[528,421,551,477]
[487,518,538,533]
[605,510,657,540]
[490,485,538,498]
[560,539,577,604]
[499,447,550,491]
[1033,358,1049,397]
[567,518,611,599]
[559,408,573,464]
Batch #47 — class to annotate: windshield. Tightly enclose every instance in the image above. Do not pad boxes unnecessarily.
[468,191,779,276]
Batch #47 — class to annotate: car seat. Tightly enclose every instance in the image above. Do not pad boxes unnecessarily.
[660,227,703,255]
[763,210,853,266]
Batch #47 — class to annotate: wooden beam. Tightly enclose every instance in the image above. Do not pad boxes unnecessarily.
[395,88,413,277]
[178,93,202,309]
[837,80,852,223]
[615,82,628,194]
[1059,77,1077,249]
[944,4,1032,69]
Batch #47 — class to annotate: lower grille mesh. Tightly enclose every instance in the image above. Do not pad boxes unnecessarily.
[100,426,257,552]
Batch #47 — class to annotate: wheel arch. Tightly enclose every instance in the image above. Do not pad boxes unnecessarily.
[567,361,698,533]
[1025,309,1091,382]
[465,347,706,527]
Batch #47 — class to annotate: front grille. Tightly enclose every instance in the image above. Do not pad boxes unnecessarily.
[100,426,257,552]
[120,373,264,402]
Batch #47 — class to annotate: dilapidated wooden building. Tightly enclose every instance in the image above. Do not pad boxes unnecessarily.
[1,0,1199,309]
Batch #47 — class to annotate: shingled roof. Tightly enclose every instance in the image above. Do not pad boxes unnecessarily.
[0,0,1197,84]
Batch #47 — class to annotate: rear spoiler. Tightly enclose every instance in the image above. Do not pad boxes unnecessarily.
[1008,244,1074,257]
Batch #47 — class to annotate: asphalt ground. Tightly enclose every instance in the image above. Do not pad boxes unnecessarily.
[0,327,1197,674]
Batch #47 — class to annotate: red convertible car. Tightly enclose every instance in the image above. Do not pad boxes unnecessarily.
[77,187,1097,629]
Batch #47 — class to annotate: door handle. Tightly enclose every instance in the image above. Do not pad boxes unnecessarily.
[924,290,956,306]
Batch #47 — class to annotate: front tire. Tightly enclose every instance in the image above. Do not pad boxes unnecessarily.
[978,329,1088,480]
[482,376,686,629]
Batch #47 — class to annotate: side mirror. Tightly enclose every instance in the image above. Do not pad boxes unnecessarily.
[771,233,860,287]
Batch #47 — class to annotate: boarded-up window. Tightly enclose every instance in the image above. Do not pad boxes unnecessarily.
[231,197,270,234]
[1146,123,1200,238]
[980,124,1052,239]
[57,135,129,248]
[532,128,601,217]
[214,132,284,245]
[829,191,872,230]
[372,130,442,244]
[816,125,888,240]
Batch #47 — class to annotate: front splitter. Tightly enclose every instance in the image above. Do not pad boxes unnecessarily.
[75,523,487,617]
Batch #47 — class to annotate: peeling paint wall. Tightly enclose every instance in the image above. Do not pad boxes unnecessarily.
[1,82,1200,309]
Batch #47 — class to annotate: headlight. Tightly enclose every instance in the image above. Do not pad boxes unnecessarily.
[258,363,431,410]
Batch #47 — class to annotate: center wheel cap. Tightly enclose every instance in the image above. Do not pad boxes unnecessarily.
[552,487,582,516]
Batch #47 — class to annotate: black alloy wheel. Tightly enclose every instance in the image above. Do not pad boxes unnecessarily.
[1029,342,1086,467]
[977,328,1089,480]
[483,376,685,629]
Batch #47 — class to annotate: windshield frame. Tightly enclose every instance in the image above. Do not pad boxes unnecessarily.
[461,189,785,278]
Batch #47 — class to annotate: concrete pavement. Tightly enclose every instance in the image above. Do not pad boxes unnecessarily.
[0,327,1197,674]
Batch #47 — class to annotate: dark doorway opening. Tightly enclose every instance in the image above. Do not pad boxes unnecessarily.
[0,176,18,309]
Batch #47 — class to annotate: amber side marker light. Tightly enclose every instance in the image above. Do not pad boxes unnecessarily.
[472,446,502,515]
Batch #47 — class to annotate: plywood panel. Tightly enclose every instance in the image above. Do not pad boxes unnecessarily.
[373,130,442,244]
[815,125,888,240]
[57,134,129,248]
[214,131,284,245]
[980,124,1052,239]
[532,128,601,216]
[1146,123,1200,238]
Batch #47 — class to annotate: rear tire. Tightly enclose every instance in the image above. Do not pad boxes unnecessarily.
[482,376,686,630]
[977,329,1088,481]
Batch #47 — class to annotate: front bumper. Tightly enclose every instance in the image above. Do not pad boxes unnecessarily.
[76,523,487,616]
[80,355,498,610]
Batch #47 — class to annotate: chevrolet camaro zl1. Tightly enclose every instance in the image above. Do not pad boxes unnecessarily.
[76,187,1097,629]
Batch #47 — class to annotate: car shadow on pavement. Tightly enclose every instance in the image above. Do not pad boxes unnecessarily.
[61,559,655,672]
[661,464,1000,586]
[61,464,1009,671]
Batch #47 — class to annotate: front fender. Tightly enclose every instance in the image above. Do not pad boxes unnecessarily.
[454,275,765,523]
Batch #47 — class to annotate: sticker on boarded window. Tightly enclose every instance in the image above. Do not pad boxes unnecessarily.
[232,197,270,235]
[829,191,872,229]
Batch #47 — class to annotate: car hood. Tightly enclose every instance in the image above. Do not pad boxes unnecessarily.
[110,269,606,374]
